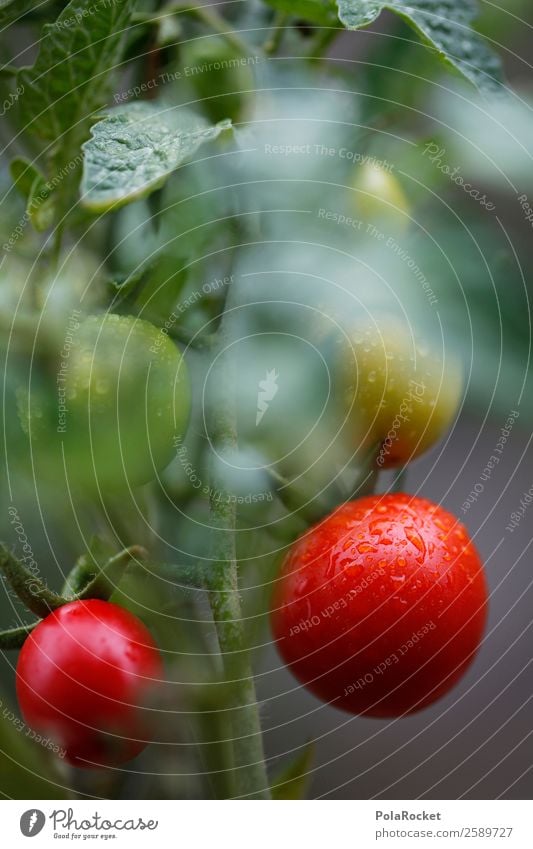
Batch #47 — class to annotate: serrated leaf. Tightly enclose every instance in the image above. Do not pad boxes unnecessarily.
[18,0,136,143]
[264,0,338,25]
[336,0,503,94]
[271,742,315,799]
[80,103,232,212]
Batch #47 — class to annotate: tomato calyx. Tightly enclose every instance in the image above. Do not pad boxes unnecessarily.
[0,543,146,648]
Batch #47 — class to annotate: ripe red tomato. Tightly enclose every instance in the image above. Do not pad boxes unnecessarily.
[16,600,163,768]
[271,494,487,717]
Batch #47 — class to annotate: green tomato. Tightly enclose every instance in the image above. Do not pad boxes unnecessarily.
[181,37,254,124]
[19,314,190,490]
[353,162,410,233]
[337,317,462,468]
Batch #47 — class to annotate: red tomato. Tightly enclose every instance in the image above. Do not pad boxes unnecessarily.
[271,495,488,717]
[16,600,163,768]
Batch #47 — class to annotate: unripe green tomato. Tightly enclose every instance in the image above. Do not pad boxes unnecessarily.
[181,37,253,123]
[353,162,410,232]
[19,314,190,490]
[337,317,462,467]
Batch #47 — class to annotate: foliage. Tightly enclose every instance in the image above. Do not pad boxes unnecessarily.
[0,0,528,802]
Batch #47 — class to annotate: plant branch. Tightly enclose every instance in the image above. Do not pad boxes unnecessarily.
[0,545,68,618]
[204,250,271,799]
[167,3,254,56]
[263,11,288,55]
[62,545,147,600]
[167,325,216,349]
[309,26,340,62]
[0,622,38,650]
[266,467,330,526]
[391,465,408,493]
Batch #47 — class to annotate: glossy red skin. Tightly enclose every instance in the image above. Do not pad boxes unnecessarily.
[16,600,163,768]
[271,495,488,717]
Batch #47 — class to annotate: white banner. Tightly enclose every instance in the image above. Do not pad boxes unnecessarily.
[1,800,530,848]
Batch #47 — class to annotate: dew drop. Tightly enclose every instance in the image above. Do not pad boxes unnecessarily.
[404,527,426,561]
[357,542,376,554]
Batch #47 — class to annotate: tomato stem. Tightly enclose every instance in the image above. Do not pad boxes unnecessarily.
[204,261,271,800]
[0,544,68,618]
[391,466,408,493]
[65,546,147,601]
[169,3,254,57]
[0,622,38,650]
[263,11,288,55]
[266,467,335,526]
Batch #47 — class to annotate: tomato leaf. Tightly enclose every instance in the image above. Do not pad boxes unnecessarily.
[263,0,338,25]
[18,0,136,143]
[80,103,231,212]
[336,0,503,93]
[10,158,57,232]
[10,157,43,200]
[271,742,315,799]
[0,0,38,27]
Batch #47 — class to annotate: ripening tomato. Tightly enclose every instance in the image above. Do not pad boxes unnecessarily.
[353,162,410,232]
[18,313,190,489]
[336,317,462,467]
[16,600,163,768]
[271,494,487,717]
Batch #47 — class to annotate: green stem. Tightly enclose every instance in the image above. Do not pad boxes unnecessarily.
[0,545,68,618]
[263,11,288,55]
[167,325,216,349]
[62,546,147,601]
[309,26,339,62]
[392,466,408,493]
[204,270,270,799]
[266,467,329,526]
[0,622,38,650]
[169,3,254,56]
[207,450,270,799]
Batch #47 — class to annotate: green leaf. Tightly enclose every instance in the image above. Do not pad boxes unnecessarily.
[0,0,39,27]
[271,742,315,799]
[27,177,57,231]
[18,0,136,143]
[264,0,338,25]
[336,0,503,93]
[9,158,56,232]
[80,103,232,212]
[10,157,43,200]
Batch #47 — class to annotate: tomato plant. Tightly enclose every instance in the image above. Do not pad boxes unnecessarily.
[0,0,526,804]
[271,495,488,717]
[16,599,163,768]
